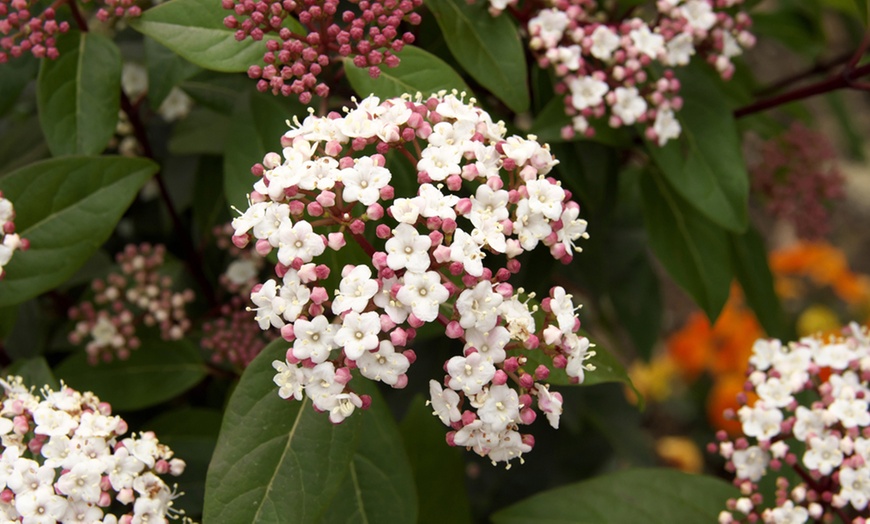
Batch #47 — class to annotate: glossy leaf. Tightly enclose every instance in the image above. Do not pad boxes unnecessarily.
[169,107,231,155]
[399,396,472,524]
[491,468,737,523]
[0,115,49,176]
[130,0,280,73]
[608,250,662,360]
[54,338,207,411]
[730,227,789,340]
[344,45,470,100]
[425,0,528,112]
[0,56,38,116]
[37,31,121,156]
[203,340,360,523]
[0,156,157,307]
[144,36,203,107]
[320,380,417,524]
[3,300,48,359]
[646,65,749,233]
[641,170,731,321]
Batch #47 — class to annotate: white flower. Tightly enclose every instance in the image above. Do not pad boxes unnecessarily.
[356,340,410,386]
[556,204,588,254]
[329,393,363,424]
[611,87,647,125]
[291,315,337,363]
[225,259,258,286]
[653,108,681,146]
[273,360,307,400]
[732,445,769,481]
[793,406,833,441]
[372,276,410,324]
[756,377,794,408]
[386,224,432,274]
[513,200,550,251]
[535,384,563,429]
[456,281,503,332]
[486,429,531,466]
[121,63,148,99]
[334,311,381,360]
[500,295,536,342]
[417,145,462,181]
[589,25,620,61]
[447,352,496,395]
[279,277,311,323]
[304,362,344,412]
[802,435,843,475]
[628,24,665,59]
[418,183,459,220]
[738,403,783,441]
[158,87,193,122]
[250,279,288,330]
[477,385,520,432]
[298,157,340,191]
[528,9,569,48]
[679,0,717,31]
[524,178,565,220]
[428,380,461,425]
[55,460,103,503]
[750,338,781,370]
[664,32,695,66]
[396,271,449,322]
[449,229,485,277]
[331,264,379,314]
[549,286,578,334]
[276,221,326,265]
[464,327,510,364]
[568,75,609,111]
[469,184,510,225]
[340,156,391,205]
[389,197,424,224]
[838,466,870,510]
[766,500,809,524]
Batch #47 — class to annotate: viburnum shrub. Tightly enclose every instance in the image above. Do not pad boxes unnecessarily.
[231,91,594,466]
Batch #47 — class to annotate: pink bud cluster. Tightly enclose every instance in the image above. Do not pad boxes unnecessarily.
[0,192,28,279]
[494,0,753,144]
[68,243,195,365]
[222,0,422,103]
[232,92,594,466]
[0,376,188,523]
[711,324,870,523]
[0,0,68,62]
[750,123,845,240]
[86,0,142,23]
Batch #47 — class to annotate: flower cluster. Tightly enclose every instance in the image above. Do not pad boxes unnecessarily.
[493,0,753,144]
[751,123,845,239]
[222,0,422,103]
[68,243,195,364]
[0,192,27,279]
[0,376,187,523]
[231,92,594,466]
[712,324,870,523]
[0,0,68,62]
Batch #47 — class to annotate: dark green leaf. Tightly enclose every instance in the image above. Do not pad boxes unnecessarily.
[3,357,59,390]
[492,468,737,523]
[646,65,749,233]
[3,300,48,359]
[399,396,472,524]
[425,0,528,112]
[54,337,207,411]
[169,107,231,155]
[730,227,789,340]
[344,46,470,100]
[144,36,203,108]
[203,339,360,523]
[0,56,38,116]
[608,250,662,360]
[0,115,50,176]
[37,31,121,156]
[130,0,280,73]
[320,379,417,524]
[0,156,157,307]
[640,169,731,321]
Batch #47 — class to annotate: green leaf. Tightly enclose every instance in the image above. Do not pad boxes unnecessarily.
[0,115,50,176]
[0,156,157,307]
[130,0,279,73]
[3,357,59,390]
[424,0,528,112]
[730,227,789,340]
[640,169,731,321]
[3,300,49,359]
[180,72,252,114]
[54,337,207,411]
[0,55,38,116]
[344,45,470,100]
[608,250,662,360]
[320,380,417,524]
[223,91,305,211]
[144,36,203,107]
[646,65,749,233]
[203,339,360,523]
[399,396,472,524]
[492,468,737,523]
[169,107,231,155]
[147,408,223,517]
[37,31,121,156]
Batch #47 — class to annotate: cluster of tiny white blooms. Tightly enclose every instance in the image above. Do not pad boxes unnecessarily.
[0,192,28,280]
[68,244,195,365]
[0,376,188,523]
[711,324,870,523]
[489,0,753,145]
[231,91,594,467]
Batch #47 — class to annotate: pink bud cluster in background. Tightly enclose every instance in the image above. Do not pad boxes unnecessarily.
[222,0,422,103]
[0,0,68,62]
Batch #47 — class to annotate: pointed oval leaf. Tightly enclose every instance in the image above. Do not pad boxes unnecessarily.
[204,340,360,523]
[54,338,207,411]
[425,0,528,112]
[730,227,789,340]
[37,31,121,156]
[0,156,157,307]
[646,65,749,233]
[320,379,417,524]
[130,0,280,73]
[640,169,731,321]
[344,46,470,100]
[492,468,737,523]
[144,36,203,108]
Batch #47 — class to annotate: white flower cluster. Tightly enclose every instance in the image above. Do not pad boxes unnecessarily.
[0,192,26,279]
[715,324,870,523]
[231,92,594,465]
[497,0,753,144]
[0,377,188,523]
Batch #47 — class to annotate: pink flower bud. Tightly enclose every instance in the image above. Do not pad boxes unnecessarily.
[520,407,537,425]
[349,219,365,235]
[519,373,534,389]
[317,190,336,208]
[328,232,347,250]
[232,235,249,249]
[281,324,295,341]
[440,218,456,234]
[461,410,477,426]
[394,374,409,389]
[310,286,329,304]
[390,328,408,346]
[445,321,464,339]
[408,314,424,328]
[307,201,324,216]
[492,370,508,385]
[117,488,135,505]
[315,264,331,280]
[403,349,416,363]
[503,357,519,373]
[376,224,391,239]
[255,239,272,256]
[335,367,352,384]
[380,314,396,332]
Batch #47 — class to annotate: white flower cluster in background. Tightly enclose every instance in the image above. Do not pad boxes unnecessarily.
[714,324,870,523]
[491,0,753,144]
[0,376,188,523]
[0,192,27,280]
[231,92,594,466]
